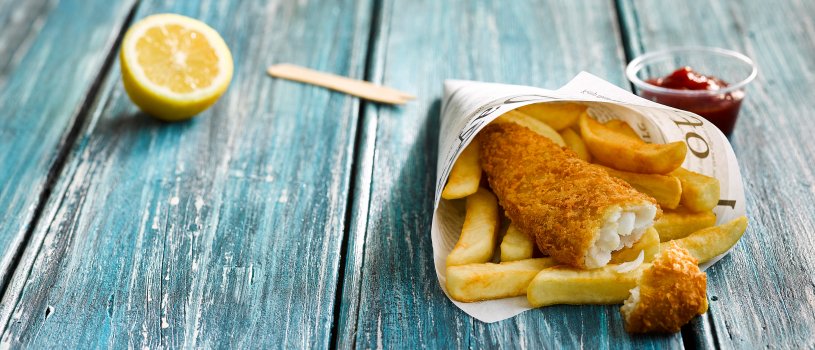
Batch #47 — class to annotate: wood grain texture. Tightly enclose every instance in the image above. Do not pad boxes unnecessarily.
[0,0,136,299]
[0,0,373,347]
[338,0,682,348]
[0,0,55,84]
[620,0,815,348]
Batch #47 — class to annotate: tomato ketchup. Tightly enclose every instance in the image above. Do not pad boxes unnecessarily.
[642,67,744,136]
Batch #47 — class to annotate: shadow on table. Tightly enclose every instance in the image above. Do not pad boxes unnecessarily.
[387,97,446,292]
[381,99,469,310]
[92,110,200,148]
[396,95,440,262]
[81,110,204,184]
[96,110,199,134]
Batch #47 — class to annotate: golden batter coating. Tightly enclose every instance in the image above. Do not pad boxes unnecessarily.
[478,123,660,268]
[621,242,708,333]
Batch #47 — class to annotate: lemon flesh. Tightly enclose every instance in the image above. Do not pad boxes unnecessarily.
[120,14,233,121]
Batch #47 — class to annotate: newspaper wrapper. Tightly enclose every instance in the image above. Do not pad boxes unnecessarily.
[433,72,745,323]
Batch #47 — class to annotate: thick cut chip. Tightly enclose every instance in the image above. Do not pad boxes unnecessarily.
[663,216,748,264]
[601,166,682,209]
[446,188,501,266]
[580,112,687,174]
[671,167,720,212]
[604,120,642,140]
[514,102,587,130]
[500,223,535,262]
[446,258,557,302]
[527,264,648,307]
[560,128,591,162]
[442,140,482,199]
[654,207,717,242]
[610,227,660,264]
[494,110,566,146]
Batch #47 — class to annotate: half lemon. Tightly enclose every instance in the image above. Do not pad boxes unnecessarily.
[120,14,233,121]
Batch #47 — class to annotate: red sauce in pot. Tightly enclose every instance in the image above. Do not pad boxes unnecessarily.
[642,66,743,136]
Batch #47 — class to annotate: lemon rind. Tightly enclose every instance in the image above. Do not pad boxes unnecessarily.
[121,13,233,103]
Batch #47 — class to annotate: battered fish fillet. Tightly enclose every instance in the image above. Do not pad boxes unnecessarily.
[621,242,708,333]
[478,123,660,269]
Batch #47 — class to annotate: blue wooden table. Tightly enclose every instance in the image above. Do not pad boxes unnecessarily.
[1,0,813,348]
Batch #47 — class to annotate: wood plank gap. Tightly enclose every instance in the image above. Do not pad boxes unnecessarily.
[680,323,698,350]
[330,1,384,349]
[706,310,721,349]
[0,0,143,327]
[613,0,645,90]
[330,108,376,350]
[614,0,646,61]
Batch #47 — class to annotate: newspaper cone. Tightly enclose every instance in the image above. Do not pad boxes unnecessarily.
[432,72,745,323]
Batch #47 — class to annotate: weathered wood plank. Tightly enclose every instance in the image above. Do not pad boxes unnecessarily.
[619,0,815,348]
[0,0,55,84]
[0,0,137,298]
[0,0,373,348]
[338,0,682,348]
